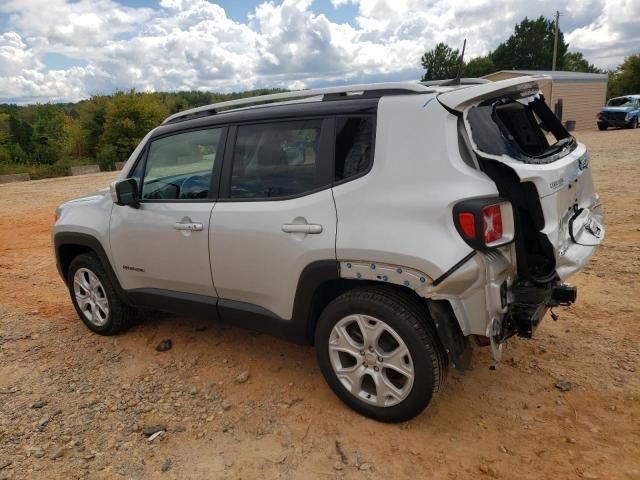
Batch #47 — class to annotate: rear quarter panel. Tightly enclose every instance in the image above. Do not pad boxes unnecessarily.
[332,94,499,281]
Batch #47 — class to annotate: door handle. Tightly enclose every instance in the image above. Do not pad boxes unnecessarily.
[174,222,203,231]
[282,223,323,234]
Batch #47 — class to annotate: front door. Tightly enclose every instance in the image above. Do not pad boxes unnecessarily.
[110,126,226,297]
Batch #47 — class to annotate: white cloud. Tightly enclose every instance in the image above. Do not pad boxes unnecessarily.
[0,0,637,103]
[0,0,153,46]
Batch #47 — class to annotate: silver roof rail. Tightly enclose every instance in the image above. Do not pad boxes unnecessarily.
[161,82,432,125]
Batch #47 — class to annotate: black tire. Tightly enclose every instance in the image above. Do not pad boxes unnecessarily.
[67,253,136,335]
[315,286,448,422]
[597,123,607,131]
[631,118,639,129]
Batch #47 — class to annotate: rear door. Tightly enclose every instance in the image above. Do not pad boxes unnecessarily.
[110,127,226,297]
[210,118,336,321]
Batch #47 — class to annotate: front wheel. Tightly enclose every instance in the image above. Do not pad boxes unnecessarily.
[67,253,136,335]
[315,287,448,422]
[597,123,607,131]
[630,118,639,129]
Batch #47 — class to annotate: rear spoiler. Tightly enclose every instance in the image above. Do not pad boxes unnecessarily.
[437,75,552,112]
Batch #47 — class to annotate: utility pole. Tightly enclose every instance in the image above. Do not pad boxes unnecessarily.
[552,10,560,71]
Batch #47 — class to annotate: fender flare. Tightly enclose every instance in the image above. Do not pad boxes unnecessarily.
[53,232,131,304]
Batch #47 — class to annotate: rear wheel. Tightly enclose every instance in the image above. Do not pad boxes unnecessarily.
[67,253,136,335]
[315,287,447,422]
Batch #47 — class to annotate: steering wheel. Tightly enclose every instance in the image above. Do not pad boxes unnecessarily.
[180,174,209,199]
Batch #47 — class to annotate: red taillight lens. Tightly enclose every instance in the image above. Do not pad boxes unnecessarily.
[482,204,503,244]
[457,212,476,239]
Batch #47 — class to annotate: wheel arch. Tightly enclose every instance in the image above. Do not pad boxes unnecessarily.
[295,263,471,370]
[54,232,130,304]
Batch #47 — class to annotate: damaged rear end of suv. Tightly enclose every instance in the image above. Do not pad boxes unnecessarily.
[438,75,605,360]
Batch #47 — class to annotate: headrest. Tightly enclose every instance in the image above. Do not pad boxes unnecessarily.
[257,142,285,168]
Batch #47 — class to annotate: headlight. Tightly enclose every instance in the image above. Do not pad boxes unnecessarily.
[626,113,633,121]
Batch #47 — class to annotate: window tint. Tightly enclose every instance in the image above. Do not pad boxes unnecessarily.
[140,128,222,200]
[334,116,374,181]
[230,120,323,199]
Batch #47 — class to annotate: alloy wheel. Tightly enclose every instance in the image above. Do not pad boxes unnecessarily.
[328,314,414,407]
[73,268,109,326]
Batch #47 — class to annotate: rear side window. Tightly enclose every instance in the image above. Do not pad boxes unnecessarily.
[334,116,374,181]
[230,119,323,199]
[140,128,223,200]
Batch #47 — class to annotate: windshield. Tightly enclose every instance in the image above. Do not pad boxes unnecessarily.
[607,97,634,108]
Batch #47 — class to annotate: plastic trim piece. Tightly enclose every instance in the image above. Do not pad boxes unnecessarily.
[431,251,477,287]
[340,261,432,292]
[53,232,131,304]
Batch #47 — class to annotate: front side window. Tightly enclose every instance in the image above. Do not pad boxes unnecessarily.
[334,116,374,182]
[140,128,223,200]
[230,119,323,199]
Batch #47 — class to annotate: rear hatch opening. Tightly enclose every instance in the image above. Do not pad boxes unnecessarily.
[466,93,576,165]
[444,78,604,285]
[441,76,604,341]
[462,92,582,285]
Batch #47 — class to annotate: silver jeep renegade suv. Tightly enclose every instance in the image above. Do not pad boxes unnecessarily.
[53,77,604,422]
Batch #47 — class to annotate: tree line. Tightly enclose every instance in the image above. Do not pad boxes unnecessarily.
[420,15,639,100]
[0,89,282,178]
[1,15,638,179]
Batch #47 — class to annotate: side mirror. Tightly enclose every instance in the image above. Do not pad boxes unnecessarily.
[110,179,140,208]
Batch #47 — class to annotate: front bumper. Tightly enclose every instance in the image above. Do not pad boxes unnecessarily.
[598,117,633,127]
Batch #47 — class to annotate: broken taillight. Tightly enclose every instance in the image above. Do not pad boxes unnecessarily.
[453,198,513,250]
[482,204,503,244]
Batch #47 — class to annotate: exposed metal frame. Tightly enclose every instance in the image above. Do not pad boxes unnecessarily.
[161,82,433,125]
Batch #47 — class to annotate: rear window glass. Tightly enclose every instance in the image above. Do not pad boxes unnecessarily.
[467,95,574,164]
[335,116,374,181]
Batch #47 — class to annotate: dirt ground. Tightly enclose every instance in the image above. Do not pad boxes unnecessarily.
[0,129,639,480]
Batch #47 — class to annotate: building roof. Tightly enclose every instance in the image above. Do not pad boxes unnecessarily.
[483,70,607,83]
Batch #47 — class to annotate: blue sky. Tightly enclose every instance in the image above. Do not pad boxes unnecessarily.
[0,0,637,104]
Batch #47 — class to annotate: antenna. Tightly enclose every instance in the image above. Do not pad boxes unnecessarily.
[441,39,466,86]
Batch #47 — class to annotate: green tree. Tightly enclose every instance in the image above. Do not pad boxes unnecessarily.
[463,55,495,78]
[78,96,108,157]
[9,114,34,155]
[0,113,10,152]
[99,90,167,168]
[563,52,601,73]
[96,143,120,171]
[492,16,568,71]
[62,116,87,158]
[607,54,640,99]
[0,117,10,164]
[32,104,66,164]
[420,43,461,81]
[9,143,28,164]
